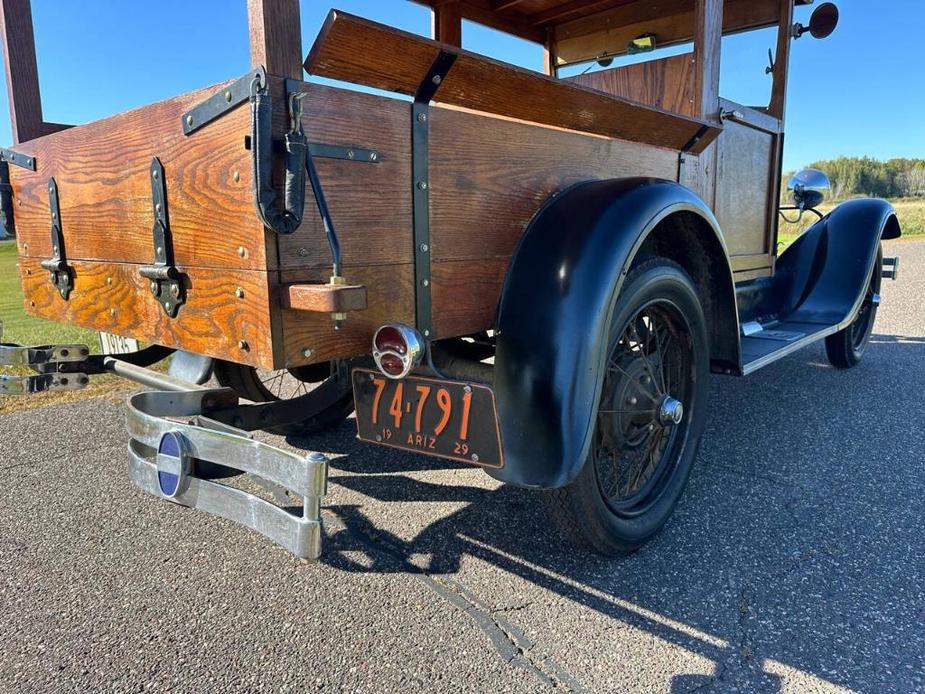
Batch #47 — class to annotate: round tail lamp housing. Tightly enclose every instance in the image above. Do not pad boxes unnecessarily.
[372,323,424,379]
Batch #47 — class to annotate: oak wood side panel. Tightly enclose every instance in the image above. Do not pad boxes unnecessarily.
[279,264,414,366]
[9,80,266,270]
[18,258,275,368]
[431,259,509,339]
[277,83,412,270]
[567,54,696,117]
[429,107,680,262]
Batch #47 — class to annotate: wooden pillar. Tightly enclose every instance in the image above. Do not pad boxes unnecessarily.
[0,0,48,143]
[693,0,723,123]
[543,30,558,77]
[247,0,303,79]
[432,1,462,47]
[769,0,795,120]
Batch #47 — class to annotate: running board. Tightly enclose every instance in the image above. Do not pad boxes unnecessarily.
[127,389,329,560]
[740,321,839,375]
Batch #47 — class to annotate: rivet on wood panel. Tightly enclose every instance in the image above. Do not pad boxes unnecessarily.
[297,247,308,257]
[110,308,116,317]
[106,277,113,285]
[29,301,35,308]
[16,198,21,206]
[152,170,158,180]
[186,115,193,127]
[238,340,250,352]
[224,89,232,102]
[233,171,240,183]
[238,247,247,258]
[235,287,245,299]
[150,281,158,294]
[302,348,313,358]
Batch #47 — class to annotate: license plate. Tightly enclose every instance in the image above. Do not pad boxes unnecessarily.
[352,369,503,468]
[98,332,140,355]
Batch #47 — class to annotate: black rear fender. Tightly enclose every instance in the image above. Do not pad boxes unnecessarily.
[491,178,737,488]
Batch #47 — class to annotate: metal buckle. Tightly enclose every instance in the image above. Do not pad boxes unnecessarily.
[126,389,329,559]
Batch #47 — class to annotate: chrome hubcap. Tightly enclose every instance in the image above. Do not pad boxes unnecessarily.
[658,396,684,426]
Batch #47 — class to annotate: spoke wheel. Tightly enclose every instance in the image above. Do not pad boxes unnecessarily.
[542,258,710,556]
[213,360,354,436]
[594,302,693,518]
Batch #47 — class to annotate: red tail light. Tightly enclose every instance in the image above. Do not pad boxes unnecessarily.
[372,323,423,379]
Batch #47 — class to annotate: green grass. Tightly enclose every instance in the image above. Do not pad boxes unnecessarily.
[778,197,925,249]
[0,240,99,348]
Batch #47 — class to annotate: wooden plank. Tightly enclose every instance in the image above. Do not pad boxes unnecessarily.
[8,79,266,271]
[0,0,69,143]
[280,264,414,367]
[18,258,276,368]
[247,0,303,79]
[304,10,720,153]
[277,83,412,270]
[429,106,680,263]
[282,283,368,313]
[566,54,696,116]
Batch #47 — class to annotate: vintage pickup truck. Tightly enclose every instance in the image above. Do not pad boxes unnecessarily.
[0,0,899,558]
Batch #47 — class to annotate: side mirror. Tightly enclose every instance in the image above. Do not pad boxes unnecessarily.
[788,169,831,210]
[794,3,839,40]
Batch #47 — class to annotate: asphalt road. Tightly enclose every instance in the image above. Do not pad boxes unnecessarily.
[2,239,923,693]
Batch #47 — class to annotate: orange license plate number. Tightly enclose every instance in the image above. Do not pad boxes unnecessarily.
[352,369,503,468]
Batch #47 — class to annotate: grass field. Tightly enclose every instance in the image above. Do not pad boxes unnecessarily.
[0,240,131,414]
[0,241,99,347]
[777,197,925,248]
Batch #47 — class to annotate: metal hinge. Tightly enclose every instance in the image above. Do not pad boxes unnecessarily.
[139,158,186,318]
[39,178,73,300]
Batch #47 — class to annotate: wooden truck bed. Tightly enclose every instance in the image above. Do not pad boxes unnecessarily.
[9,10,721,371]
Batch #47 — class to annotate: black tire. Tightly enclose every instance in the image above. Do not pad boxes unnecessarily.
[213,360,354,436]
[542,258,711,556]
[825,246,882,369]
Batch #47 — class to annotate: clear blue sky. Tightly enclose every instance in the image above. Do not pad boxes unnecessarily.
[0,0,921,172]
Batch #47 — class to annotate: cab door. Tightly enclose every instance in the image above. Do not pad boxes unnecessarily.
[709,100,784,279]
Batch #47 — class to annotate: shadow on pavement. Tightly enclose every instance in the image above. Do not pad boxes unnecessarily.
[286,334,925,692]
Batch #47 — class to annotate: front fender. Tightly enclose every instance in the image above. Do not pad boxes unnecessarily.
[776,198,900,325]
[491,178,731,488]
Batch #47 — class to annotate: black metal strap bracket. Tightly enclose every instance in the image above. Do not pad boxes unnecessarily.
[412,50,457,340]
[139,158,186,318]
[182,67,267,136]
[0,147,35,171]
[308,142,380,164]
[39,178,73,300]
[0,161,15,239]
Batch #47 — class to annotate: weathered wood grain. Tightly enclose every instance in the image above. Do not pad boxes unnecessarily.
[279,264,414,367]
[18,258,275,368]
[9,79,265,270]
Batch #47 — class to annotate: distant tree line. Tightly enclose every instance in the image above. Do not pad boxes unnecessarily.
[782,157,925,202]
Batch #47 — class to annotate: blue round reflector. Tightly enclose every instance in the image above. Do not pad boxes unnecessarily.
[156,431,190,499]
